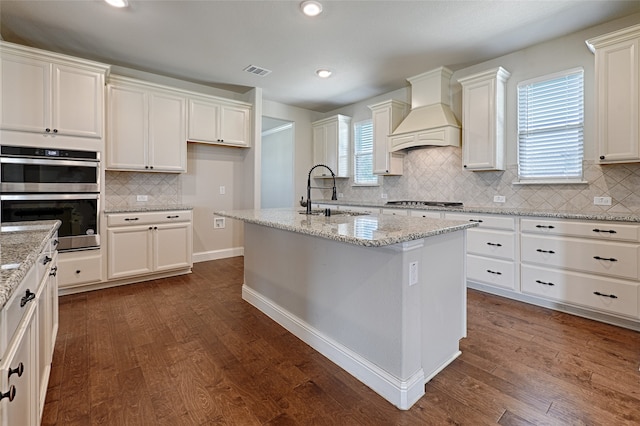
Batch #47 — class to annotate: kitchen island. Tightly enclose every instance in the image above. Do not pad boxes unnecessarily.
[215,208,477,410]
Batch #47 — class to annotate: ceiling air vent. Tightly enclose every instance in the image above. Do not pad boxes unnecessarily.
[243,65,272,77]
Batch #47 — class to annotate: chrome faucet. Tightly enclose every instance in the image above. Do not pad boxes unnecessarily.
[306,164,338,214]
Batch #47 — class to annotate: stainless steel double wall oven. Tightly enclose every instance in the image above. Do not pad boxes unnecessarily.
[1,145,101,251]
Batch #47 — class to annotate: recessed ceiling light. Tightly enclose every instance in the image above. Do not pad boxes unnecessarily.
[105,0,128,8]
[316,69,332,78]
[301,1,323,17]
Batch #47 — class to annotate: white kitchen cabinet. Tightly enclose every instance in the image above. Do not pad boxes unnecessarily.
[107,210,193,280]
[587,24,640,163]
[0,41,108,139]
[312,115,350,178]
[520,217,640,319]
[458,67,510,171]
[445,212,517,290]
[187,95,252,147]
[107,76,187,172]
[368,100,408,175]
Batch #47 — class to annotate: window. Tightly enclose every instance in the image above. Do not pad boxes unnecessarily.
[353,120,378,185]
[517,68,584,183]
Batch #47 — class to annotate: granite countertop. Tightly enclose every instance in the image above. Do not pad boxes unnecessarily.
[0,220,61,310]
[104,204,193,214]
[215,208,478,247]
[313,200,640,223]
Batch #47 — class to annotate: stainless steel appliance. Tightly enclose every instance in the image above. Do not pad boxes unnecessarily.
[385,200,464,207]
[1,146,100,251]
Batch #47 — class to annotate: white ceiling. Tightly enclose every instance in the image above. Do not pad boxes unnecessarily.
[1,0,639,112]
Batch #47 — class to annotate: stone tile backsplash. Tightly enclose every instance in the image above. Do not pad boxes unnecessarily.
[105,171,181,209]
[335,146,640,215]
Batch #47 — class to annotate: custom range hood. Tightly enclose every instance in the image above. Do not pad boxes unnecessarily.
[389,67,461,152]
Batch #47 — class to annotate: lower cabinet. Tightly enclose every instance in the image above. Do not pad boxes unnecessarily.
[107,210,193,280]
[57,249,103,289]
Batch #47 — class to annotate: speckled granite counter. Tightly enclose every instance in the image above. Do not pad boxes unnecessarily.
[313,200,640,223]
[215,208,478,247]
[104,204,193,214]
[0,220,60,310]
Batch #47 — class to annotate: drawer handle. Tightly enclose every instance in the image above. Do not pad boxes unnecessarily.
[594,291,618,299]
[486,242,502,247]
[43,255,52,265]
[536,249,555,254]
[166,215,180,219]
[592,228,617,234]
[593,256,617,262]
[486,269,502,275]
[535,225,555,229]
[124,217,139,221]
[0,385,16,402]
[469,219,483,223]
[535,280,555,286]
[49,266,58,277]
[8,363,24,379]
[20,289,35,307]
[76,270,81,274]
[53,239,59,246]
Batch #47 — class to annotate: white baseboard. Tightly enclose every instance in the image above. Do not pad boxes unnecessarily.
[193,247,244,263]
[242,284,426,410]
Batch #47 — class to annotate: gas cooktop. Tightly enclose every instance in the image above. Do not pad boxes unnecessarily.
[386,200,464,207]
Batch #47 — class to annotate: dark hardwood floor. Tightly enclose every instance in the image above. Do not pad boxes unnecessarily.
[43,257,640,425]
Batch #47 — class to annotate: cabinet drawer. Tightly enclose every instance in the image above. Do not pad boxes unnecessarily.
[467,229,515,260]
[57,252,102,287]
[521,218,640,242]
[466,254,516,290]
[0,266,36,357]
[107,210,192,226]
[445,213,515,230]
[521,234,640,280]
[522,264,639,318]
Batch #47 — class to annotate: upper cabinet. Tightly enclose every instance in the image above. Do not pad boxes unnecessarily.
[587,24,640,164]
[0,41,109,139]
[107,76,187,173]
[187,95,252,147]
[368,100,409,175]
[458,67,510,171]
[312,114,351,178]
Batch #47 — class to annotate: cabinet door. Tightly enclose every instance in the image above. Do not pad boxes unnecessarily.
[462,80,495,169]
[187,97,220,143]
[107,84,147,170]
[107,226,153,279]
[596,37,640,162]
[148,91,186,172]
[219,103,250,146]
[1,315,36,426]
[0,53,50,133]
[312,124,327,177]
[52,63,104,138]
[153,222,192,272]
[372,107,391,174]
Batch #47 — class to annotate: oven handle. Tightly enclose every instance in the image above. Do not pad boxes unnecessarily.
[1,157,99,167]
[1,193,99,201]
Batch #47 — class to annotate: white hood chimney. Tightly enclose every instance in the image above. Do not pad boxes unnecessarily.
[389,67,461,151]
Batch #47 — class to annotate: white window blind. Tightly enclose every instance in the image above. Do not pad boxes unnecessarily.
[517,68,584,182]
[354,120,378,185]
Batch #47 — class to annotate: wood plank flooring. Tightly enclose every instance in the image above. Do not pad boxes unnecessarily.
[42,257,640,425]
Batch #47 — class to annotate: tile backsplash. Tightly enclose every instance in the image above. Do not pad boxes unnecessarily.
[105,171,181,209]
[335,146,640,215]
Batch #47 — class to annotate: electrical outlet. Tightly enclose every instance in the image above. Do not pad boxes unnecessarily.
[338,193,344,198]
[593,196,612,206]
[219,186,226,195]
[381,193,388,199]
[214,217,225,229]
[136,195,148,202]
[493,195,506,203]
[409,261,418,286]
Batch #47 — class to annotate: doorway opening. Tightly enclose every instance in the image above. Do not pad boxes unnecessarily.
[261,117,294,208]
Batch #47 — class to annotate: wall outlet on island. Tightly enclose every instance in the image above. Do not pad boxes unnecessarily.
[136,195,148,202]
[493,195,506,203]
[594,196,612,206]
